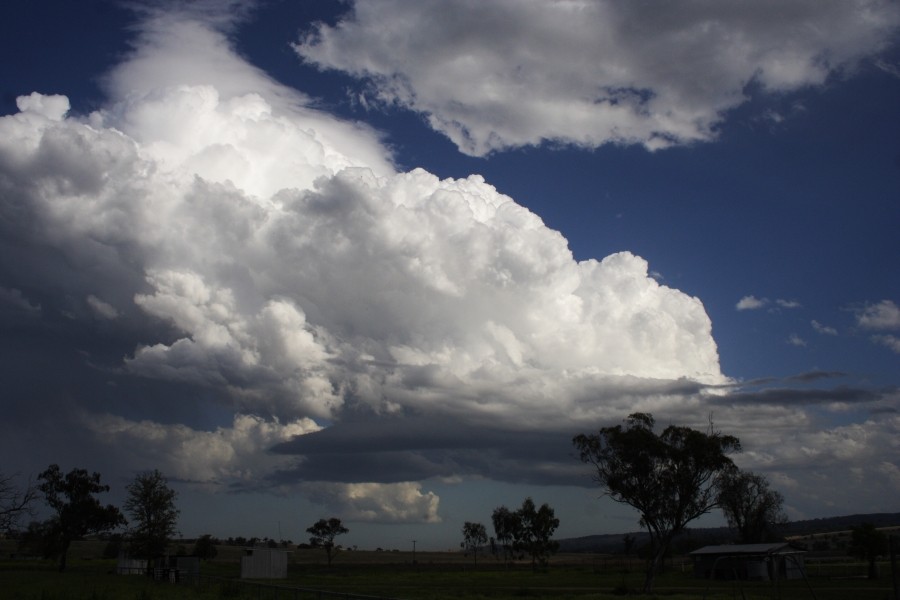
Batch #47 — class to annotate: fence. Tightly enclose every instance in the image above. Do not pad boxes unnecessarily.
[183,574,400,600]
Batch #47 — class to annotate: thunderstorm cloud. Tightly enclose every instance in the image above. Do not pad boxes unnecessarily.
[1,2,898,525]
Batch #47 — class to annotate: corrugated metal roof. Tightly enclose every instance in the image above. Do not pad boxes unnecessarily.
[689,543,805,556]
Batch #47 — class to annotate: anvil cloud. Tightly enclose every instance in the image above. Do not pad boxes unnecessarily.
[1,1,898,543]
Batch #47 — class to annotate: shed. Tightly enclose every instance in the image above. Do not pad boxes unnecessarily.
[116,555,147,575]
[689,543,807,581]
[240,547,288,579]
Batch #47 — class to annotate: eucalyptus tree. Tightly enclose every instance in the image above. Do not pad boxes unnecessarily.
[574,413,740,592]
[124,470,180,572]
[460,521,488,567]
[307,517,349,566]
[717,468,787,543]
[38,464,125,572]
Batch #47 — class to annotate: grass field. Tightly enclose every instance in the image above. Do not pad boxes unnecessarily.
[0,541,896,600]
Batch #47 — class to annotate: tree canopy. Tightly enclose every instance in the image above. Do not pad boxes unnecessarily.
[124,470,179,567]
[573,413,740,592]
[491,498,560,571]
[460,521,488,567]
[516,497,560,571]
[717,467,787,543]
[307,517,349,566]
[38,464,125,571]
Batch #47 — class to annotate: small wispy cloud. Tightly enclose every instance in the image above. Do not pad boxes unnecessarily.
[875,59,900,80]
[873,334,900,354]
[737,295,768,310]
[776,299,802,309]
[87,295,119,320]
[788,334,807,347]
[811,320,838,335]
[0,287,41,315]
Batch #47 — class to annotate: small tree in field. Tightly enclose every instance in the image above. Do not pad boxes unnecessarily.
[307,517,348,566]
[491,505,519,564]
[38,464,125,572]
[460,521,488,568]
[516,497,560,571]
[124,470,179,573]
[193,534,218,560]
[574,413,740,593]
[717,468,787,543]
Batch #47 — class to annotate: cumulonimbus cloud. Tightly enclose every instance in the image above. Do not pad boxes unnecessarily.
[3,4,897,524]
[295,0,900,155]
[0,9,728,521]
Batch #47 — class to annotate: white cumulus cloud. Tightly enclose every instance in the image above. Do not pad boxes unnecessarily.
[295,0,900,155]
[298,482,441,524]
[736,295,768,310]
[857,300,900,330]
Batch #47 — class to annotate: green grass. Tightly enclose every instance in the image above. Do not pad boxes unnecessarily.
[0,543,895,600]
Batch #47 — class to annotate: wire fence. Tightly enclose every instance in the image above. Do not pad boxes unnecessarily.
[182,573,400,600]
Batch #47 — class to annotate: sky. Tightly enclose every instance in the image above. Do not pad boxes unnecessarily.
[1,0,899,551]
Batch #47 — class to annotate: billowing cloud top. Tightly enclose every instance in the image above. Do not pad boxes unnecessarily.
[0,9,728,521]
[296,0,900,155]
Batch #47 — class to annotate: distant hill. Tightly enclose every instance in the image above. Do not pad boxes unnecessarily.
[557,512,900,554]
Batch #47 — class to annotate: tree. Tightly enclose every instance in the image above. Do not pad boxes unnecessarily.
[717,468,787,543]
[124,470,179,573]
[18,519,63,558]
[193,534,219,560]
[306,517,348,566]
[516,497,560,572]
[38,464,125,571]
[460,521,488,568]
[0,471,37,533]
[573,413,740,592]
[491,505,519,564]
[849,523,887,579]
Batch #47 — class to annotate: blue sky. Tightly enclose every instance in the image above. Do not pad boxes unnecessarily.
[1,0,899,551]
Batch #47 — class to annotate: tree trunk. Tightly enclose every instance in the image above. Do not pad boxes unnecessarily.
[58,539,71,572]
[642,535,671,593]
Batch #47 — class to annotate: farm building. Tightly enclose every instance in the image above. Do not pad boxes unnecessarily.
[116,554,200,582]
[241,547,288,579]
[689,543,807,581]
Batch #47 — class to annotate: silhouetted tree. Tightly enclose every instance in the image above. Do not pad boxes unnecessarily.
[718,468,787,543]
[573,413,740,592]
[849,523,887,580]
[124,469,179,574]
[18,519,62,558]
[516,497,560,571]
[193,534,219,560]
[490,498,560,570]
[0,471,36,533]
[38,464,125,571]
[307,517,348,566]
[460,521,488,568]
[491,505,519,564]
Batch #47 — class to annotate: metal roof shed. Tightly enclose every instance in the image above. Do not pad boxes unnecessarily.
[689,543,807,581]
